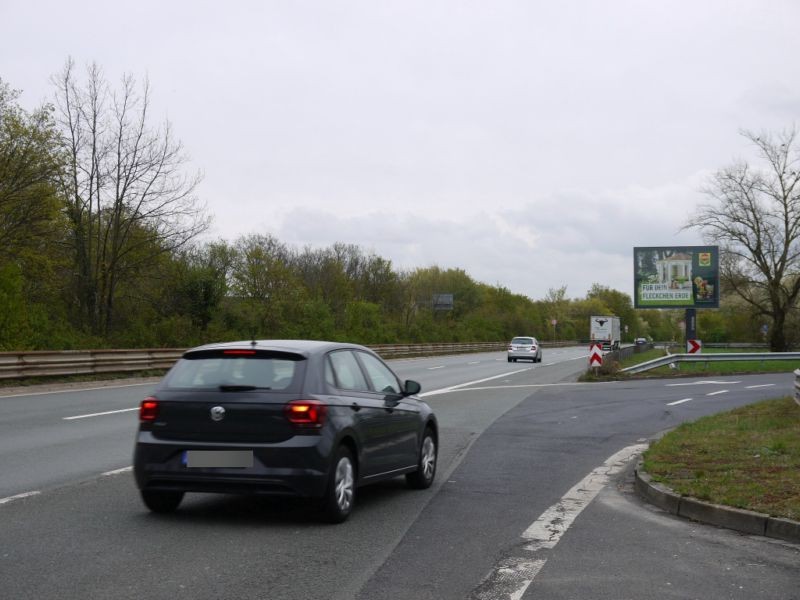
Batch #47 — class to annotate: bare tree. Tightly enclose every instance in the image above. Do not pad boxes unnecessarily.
[686,128,800,351]
[53,59,208,336]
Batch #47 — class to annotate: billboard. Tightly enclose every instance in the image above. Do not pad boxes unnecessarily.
[633,246,719,309]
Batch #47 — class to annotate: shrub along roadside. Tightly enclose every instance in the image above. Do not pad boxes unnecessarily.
[642,397,800,521]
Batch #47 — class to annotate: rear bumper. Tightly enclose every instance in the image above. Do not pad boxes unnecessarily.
[507,351,540,360]
[133,432,331,499]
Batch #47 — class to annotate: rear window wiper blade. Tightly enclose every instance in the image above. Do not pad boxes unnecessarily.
[218,384,272,392]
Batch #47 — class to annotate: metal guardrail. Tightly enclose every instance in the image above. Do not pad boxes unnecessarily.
[0,341,579,380]
[0,349,186,380]
[622,352,800,375]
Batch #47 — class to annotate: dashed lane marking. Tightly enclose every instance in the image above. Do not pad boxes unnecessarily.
[667,398,693,406]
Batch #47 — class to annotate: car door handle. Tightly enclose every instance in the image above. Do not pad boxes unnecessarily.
[351,402,361,411]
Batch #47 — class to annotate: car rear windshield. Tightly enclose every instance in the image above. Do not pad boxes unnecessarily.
[511,337,535,345]
[163,350,304,391]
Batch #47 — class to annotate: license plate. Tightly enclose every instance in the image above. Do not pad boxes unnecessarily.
[182,450,253,468]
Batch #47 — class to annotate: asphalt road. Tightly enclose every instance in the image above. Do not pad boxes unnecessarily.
[1,347,798,599]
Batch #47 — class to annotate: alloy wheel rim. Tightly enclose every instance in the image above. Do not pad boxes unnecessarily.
[421,437,436,479]
[335,457,354,511]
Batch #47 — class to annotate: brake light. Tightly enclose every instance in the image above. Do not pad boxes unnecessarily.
[223,350,256,355]
[140,397,159,421]
[285,400,327,428]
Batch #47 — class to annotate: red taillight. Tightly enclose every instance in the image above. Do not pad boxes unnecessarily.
[285,400,327,428]
[223,349,256,355]
[140,397,159,421]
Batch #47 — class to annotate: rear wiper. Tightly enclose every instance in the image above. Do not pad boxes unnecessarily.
[218,384,272,392]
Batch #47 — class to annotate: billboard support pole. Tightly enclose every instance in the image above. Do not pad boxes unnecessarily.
[685,308,696,346]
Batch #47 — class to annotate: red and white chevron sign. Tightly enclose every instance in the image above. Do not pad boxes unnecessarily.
[687,339,702,354]
[589,343,603,366]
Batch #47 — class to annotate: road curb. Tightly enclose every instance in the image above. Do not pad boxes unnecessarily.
[634,462,800,544]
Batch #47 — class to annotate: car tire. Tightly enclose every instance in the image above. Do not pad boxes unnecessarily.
[507,357,512,362]
[141,489,184,513]
[321,446,356,523]
[406,428,437,490]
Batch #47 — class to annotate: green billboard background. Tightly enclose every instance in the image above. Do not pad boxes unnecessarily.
[633,246,719,309]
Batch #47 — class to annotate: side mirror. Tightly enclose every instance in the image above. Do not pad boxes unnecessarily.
[403,379,422,396]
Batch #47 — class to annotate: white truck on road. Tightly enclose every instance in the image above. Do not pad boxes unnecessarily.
[590,315,620,351]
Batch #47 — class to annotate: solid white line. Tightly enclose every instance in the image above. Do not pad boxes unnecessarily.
[420,367,532,397]
[521,444,647,549]
[472,444,646,599]
[746,384,775,389]
[63,407,138,420]
[706,390,729,396]
[0,490,41,505]
[428,366,446,370]
[432,382,614,394]
[667,398,693,406]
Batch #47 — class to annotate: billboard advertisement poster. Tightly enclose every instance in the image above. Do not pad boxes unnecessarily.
[633,246,719,308]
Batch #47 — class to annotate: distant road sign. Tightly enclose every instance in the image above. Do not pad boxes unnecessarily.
[687,339,702,354]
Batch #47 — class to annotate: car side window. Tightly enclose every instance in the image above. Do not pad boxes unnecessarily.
[357,352,401,395]
[328,350,369,392]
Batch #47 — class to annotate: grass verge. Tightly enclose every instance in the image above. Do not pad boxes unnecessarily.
[584,347,800,379]
[643,397,800,521]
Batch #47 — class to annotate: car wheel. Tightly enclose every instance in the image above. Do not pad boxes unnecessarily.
[507,357,512,362]
[141,489,184,513]
[322,446,356,523]
[406,428,437,489]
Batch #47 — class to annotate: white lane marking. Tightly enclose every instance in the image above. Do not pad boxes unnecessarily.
[63,407,138,420]
[746,384,775,389]
[102,466,133,477]
[428,366,446,370]
[420,368,532,397]
[667,398,693,406]
[468,361,481,365]
[472,444,646,599]
[0,381,155,399]
[706,390,729,396]
[0,490,41,505]
[666,380,740,387]
[430,382,614,395]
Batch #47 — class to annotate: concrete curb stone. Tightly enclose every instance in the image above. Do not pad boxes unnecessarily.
[634,462,800,544]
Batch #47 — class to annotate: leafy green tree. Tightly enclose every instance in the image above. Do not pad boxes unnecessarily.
[0,79,64,263]
[229,234,305,337]
[587,284,641,341]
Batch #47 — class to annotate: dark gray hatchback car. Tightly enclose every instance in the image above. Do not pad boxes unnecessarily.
[133,340,438,522]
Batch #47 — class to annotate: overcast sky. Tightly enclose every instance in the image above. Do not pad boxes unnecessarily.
[3,1,799,300]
